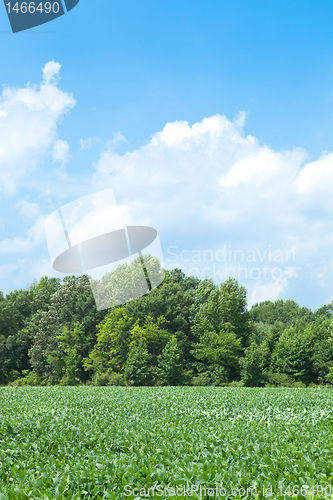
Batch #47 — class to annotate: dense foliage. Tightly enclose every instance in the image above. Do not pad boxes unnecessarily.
[0,386,332,499]
[1,265,333,387]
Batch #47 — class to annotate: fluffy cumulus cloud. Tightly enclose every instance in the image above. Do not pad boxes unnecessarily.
[0,61,76,294]
[91,113,333,308]
[42,61,61,85]
[80,136,99,151]
[0,60,75,195]
[1,60,333,308]
[52,139,71,168]
[0,216,46,254]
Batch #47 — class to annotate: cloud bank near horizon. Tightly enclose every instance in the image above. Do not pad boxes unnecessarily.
[1,62,333,308]
[91,111,333,307]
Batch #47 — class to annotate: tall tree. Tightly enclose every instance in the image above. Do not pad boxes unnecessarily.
[156,336,184,386]
[240,341,271,387]
[0,277,61,383]
[30,275,106,382]
[270,324,314,383]
[84,307,135,375]
[192,277,252,348]
[191,327,242,381]
[125,341,153,386]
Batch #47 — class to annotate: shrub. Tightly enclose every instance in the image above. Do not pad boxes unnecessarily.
[92,372,125,386]
[107,373,125,386]
[7,370,21,383]
[93,373,110,386]
[10,371,44,386]
[308,382,322,388]
[264,372,295,387]
[291,381,307,388]
[326,367,333,386]
[181,370,194,386]
[192,371,212,386]
[228,380,244,387]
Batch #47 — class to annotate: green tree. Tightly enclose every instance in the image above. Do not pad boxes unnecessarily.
[156,336,184,386]
[240,341,271,387]
[326,367,333,385]
[270,324,314,384]
[125,341,152,386]
[312,317,333,382]
[125,269,199,339]
[192,278,252,348]
[191,327,242,381]
[129,315,177,364]
[250,321,271,345]
[315,301,333,319]
[189,278,217,323]
[250,299,314,327]
[84,307,135,375]
[93,254,165,310]
[30,275,106,382]
[48,323,89,385]
[0,277,60,383]
[125,269,198,370]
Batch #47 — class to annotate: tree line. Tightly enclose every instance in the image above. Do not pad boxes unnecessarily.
[1,261,333,387]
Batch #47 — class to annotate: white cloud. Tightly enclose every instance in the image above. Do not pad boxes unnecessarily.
[89,113,333,308]
[80,133,124,152]
[0,61,75,195]
[247,267,299,307]
[106,132,126,150]
[0,216,46,254]
[42,61,61,85]
[52,139,71,168]
[80,136,99,150]
[296,152,333,214]
[219,147,305,189]
[17,200,39,218]
[0,257,57,294]
[2,76,333,309]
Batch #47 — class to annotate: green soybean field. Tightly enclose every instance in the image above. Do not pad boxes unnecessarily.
[0,387,332,499]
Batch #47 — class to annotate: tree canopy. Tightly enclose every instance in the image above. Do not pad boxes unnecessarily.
[1,265,333,388]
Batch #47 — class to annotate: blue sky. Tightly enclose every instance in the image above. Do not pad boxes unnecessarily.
[2,0,333,309]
